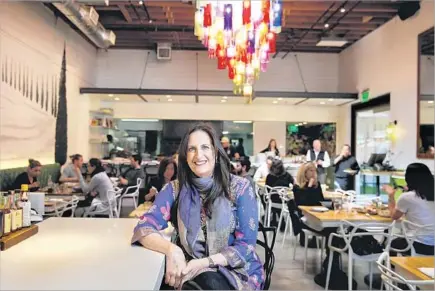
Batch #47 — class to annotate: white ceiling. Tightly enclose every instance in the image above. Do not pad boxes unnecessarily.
[88,94,355,107]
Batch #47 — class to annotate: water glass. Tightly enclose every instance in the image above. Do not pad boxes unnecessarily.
[334,199,342,213]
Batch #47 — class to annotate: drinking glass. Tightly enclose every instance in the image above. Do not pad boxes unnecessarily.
[334,199,342,214]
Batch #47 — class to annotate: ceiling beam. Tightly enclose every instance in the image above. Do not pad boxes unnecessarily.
[118,4,132,23]
[80,88,358,100]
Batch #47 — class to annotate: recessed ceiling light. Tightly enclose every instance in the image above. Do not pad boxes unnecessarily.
[221,99,227,103]
[166,95,171,98]
[222,131,229,135]
[108,94,114,97]
[223,96,228,99]
[328,98,334,101]
[324,23,329,28]
[233,121,252,124]
[428,100,434,104]
[139,0,143,4]
[114,97,120,101]
[168,98,173,102]
[148,19,153,23]
[320,102,326,105]
[303,122,307,125]
[277,98,283,101]
[121,119,159,122]
[340,8,346,13]
[273,100,278,104]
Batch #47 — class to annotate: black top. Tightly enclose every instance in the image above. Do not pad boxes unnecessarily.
[261,147,280,156]
[266,172,294,204]
[122,167,145,187]
[293,182,325,216]
[265,172,294,188]
[235,144,246,157]
[224,145,238,159]
[141,177,166,203]
[334,156,360,178]
[12,172,39,192]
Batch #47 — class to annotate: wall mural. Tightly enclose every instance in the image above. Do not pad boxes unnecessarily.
[0,45,67,168]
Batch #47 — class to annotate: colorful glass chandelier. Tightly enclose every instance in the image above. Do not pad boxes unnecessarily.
[194,0,283,97]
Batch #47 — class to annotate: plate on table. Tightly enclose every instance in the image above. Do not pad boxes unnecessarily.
[310,206,329,212]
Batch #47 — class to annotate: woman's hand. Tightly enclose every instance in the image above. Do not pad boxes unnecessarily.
[181,258,208,278]
[165,244,187,288]
[145,188,157,201]
[382,185,395,197]
[30,181,40,188]
[308,178,316,188]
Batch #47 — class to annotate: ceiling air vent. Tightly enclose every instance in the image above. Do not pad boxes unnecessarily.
[157,43,172,61]
[87,6,99,26]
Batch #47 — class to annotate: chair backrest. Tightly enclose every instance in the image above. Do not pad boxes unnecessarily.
[338,220,396,253]
[264,186,291,203]
[376,252,434,290]
[392,220,435,256]
[257,223,276,290]
[58,196,80,217]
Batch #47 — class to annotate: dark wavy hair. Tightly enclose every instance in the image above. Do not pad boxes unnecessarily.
[158,157,177,181]
[177,123,231,216]
[88,158,106,178]
[269,159,286,177]
[405,163,434,201]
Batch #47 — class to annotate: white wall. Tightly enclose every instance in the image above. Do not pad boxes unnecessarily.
[253,121,287,155]
[338,0,434,169]
[96,49,339,92]
[0,2,97,169]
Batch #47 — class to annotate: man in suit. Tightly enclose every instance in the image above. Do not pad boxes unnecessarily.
[306,139,330,184]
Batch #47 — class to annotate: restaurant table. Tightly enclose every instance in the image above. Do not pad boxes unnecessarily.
[298,205,393,230]
[0,218,166,290]
[391,257,435,289]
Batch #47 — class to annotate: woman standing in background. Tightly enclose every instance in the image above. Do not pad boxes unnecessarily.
[261,139,280,157]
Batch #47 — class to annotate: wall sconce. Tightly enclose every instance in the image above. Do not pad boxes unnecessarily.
[386,120,398,142]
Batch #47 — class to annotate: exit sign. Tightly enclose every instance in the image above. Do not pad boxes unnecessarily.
[361,90,370,103]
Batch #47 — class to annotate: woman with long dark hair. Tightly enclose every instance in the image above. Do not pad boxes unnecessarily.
[383,163,435,255]
[260,138,280,156]
[139,157,177,204]
[74,158,114,217]
[131,123,262,290]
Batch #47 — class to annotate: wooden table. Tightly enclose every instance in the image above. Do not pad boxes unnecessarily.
[129,202,153,218]
[299,205,393,230]
[391,257,434,281]
[0,218,166,290]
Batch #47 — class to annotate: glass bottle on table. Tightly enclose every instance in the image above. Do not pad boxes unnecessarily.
[0,193,5,238]
[3,194,11,236]
[10,191,18,232]
[20,184,31,227]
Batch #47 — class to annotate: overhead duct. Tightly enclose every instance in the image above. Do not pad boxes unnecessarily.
[52,0,116,49]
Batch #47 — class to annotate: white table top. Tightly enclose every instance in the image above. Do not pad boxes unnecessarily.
[0,218,165,290]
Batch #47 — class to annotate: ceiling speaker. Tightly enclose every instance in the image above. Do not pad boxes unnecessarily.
[398,2,420,21]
